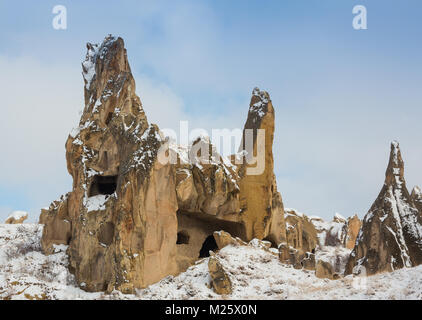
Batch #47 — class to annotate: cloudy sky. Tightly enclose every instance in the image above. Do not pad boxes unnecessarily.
[0,0,421,222]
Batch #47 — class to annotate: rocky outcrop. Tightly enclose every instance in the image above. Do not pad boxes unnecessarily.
[344,215,362,249]
[236,89,287,245]
[41,36,179,293]
[170,88,287,271]
[208,256,232,295]
[315,260,336,280]
[278,242,316,270]
[5,211,28,224]
[213,230,246,250]
[302,252,316,270]
[40,35,287,293]
[411,186,422,216]
[284,209,318,254]
[345,141,422,276]
[39,194,71,253]
[311,213,361,249]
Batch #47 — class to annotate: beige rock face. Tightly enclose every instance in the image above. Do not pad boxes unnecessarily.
[40,195,71,253]
[208,256,232,295]
[5,211,28,224]
[213,230,246,250]
[40,35,288,292]
[172,88,287,271]
[310,213,361,249]
[284,209,318,254]
[302,252,316,270]
[237,89,287,246]
[345,142,422,276]
[41,36,178,293]
[344,215,362,249]
[315,260,335,280]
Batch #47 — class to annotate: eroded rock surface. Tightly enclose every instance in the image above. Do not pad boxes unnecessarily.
[315,260,335,280]
[40,35,288,292]
[208,256,233,295]
[311,213,361,249]
[344,215,362,249]
[5,211,28,224]
[284,209,318,254]
[345,142,422,276]
[41,36,179,293]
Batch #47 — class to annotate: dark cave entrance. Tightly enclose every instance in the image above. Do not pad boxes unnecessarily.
[199,235,218,258]
[263,237,278,248]
[176,231,190,245]
[89,175,118,197]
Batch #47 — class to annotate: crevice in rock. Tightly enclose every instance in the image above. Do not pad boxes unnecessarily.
[89,175,118,197]
[263,236,278,248]
[176,231,190,245]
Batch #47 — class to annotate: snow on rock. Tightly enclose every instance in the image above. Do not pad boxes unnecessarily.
[1,223,421,300]
[345,141,422,275]
[411,186,422,215]
[85,195,110,212]
[5,211,28,224]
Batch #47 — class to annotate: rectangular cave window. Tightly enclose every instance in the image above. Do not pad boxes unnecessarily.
[89,175,118,197]
[176,231,190,245]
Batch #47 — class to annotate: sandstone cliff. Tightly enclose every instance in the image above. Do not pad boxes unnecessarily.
[40,35,287,292]
[345,141,422,275]
[41,36,179,293]
[284,209,318,253]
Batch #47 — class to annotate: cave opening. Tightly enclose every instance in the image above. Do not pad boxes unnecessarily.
[176,231,190,245]
[89,175,118,197]
[199,235,218,258]
[263,237,278,248]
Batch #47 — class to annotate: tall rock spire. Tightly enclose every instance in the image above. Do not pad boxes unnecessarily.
[40,37,288,293]
[345,141,422,275]
[41,36,178,293]
[237,87,286,244]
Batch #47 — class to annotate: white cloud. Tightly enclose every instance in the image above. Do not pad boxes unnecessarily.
[0,55,82,220]
[0,51,421,224]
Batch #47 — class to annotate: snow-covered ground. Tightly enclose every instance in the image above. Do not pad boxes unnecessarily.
[0,224,421,300]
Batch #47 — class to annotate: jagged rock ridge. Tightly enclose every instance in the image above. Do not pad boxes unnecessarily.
[345,141,422,275]
[40,35,287,292]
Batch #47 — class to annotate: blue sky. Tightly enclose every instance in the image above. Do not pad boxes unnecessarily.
[0,0,421,222]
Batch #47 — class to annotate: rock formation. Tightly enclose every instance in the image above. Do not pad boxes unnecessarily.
[213,230,246,250]
[411,186,422,216]
[173,87,287,272]
[315,260,336,280]
[344,215,362,249]
[40,194,71,249]
[284,209,318,254]
[40,35,287,292]
[345,141,422,276]
[208,256,233,295]
[5,211,28,224]
[311,213,361,249]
